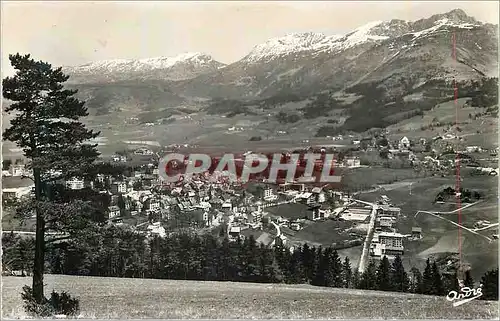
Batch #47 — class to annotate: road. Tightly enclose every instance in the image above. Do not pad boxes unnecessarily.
[473,223,499,232]
[352,198,379,273]
[431,201,482,214]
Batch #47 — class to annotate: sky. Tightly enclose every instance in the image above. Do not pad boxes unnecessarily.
[1,1,498,75]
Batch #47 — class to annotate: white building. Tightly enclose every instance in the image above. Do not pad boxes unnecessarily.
[264,188,278,201]
[378,216,394,228]
[344,156,361,168]
[341,207,371,221]
[3,186,34,200]
[65,177,85,190]
[378,205,401,218]
[398,136,410,150]
[222,201,232,212]
[147,222,166,238]
[466,146,482,153]
[134,148,153,156]
[370,232,405,259]
[9,164,25,177]
[111,182,127,194]
[112,155,127,162]
[108,205,120,219]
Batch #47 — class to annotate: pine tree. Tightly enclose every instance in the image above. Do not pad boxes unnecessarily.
[376,256,392,291]
[330,250,343,288]
[443,272,460,293]
[258,245,281,283]
[351,270,361,289]
[3,54,100,303]
[422,259,433,294]
[219,237,233,281]
[241,235,260,281]
[287,247,305,284]
[480,268,498,300]
[311,247,326,286]
[390,255,409,292]
[342,257,352,288]
[431,261,444,296]
[300,243,315,283]
[359,260,377,290]
[410,267,424,294]
[273,243,291,283]
[322,247,334,287]
[464,269,474,288]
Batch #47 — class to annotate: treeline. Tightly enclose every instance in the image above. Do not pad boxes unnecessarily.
[2,228,498,300]
[435,187,482,203]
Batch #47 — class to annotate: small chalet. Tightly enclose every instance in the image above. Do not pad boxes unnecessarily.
[107,205,120,219]
[228,226,241,240]
[398,136,410,150]
[111,181,127,194]
[411,227,423,240]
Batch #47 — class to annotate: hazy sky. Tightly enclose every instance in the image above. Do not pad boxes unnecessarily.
[1,1,498,75]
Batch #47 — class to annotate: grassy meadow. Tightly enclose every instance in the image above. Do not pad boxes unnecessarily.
[2,275,498,319]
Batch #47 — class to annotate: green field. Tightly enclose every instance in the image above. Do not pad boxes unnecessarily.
[2,275,498,319]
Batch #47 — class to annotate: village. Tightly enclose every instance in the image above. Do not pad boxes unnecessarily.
[2,133,498,264]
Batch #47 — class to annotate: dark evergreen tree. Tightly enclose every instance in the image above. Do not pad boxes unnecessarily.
[3,54,100,303]
[431,261,445,296]
[410,267,424,294]
[201,234,219,281]
[480,268,498,300]
[241,235,260,281]
[422,258,433,294]
[390,255,409,292]
[322,247,335,287]
[359,260,377,290]
[329,250,343,288]
[376,256,392,291]
[464,269,474,288]
[311,247,327,286]
[342,257,352,288]
[300,243,316,283]
[351,270,361,289]
[443,272,460,293]
[258,245,282,283]
[218,237,233,281]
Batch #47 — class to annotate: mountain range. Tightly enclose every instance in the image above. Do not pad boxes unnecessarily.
[61,9,498,138]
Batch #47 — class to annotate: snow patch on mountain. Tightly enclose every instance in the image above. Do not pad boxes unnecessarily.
[340,21,389,48]
[411,18,480,40]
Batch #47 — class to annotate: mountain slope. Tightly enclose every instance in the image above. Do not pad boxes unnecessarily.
[175,9,496,100]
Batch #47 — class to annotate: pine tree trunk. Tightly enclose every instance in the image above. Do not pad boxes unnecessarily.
[32,167,45,303]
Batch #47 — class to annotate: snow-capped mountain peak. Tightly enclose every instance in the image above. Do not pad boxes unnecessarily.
[243,21,396,63]
[69,52,219,72]
[244,32,343,62]
[63,52,226,83]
